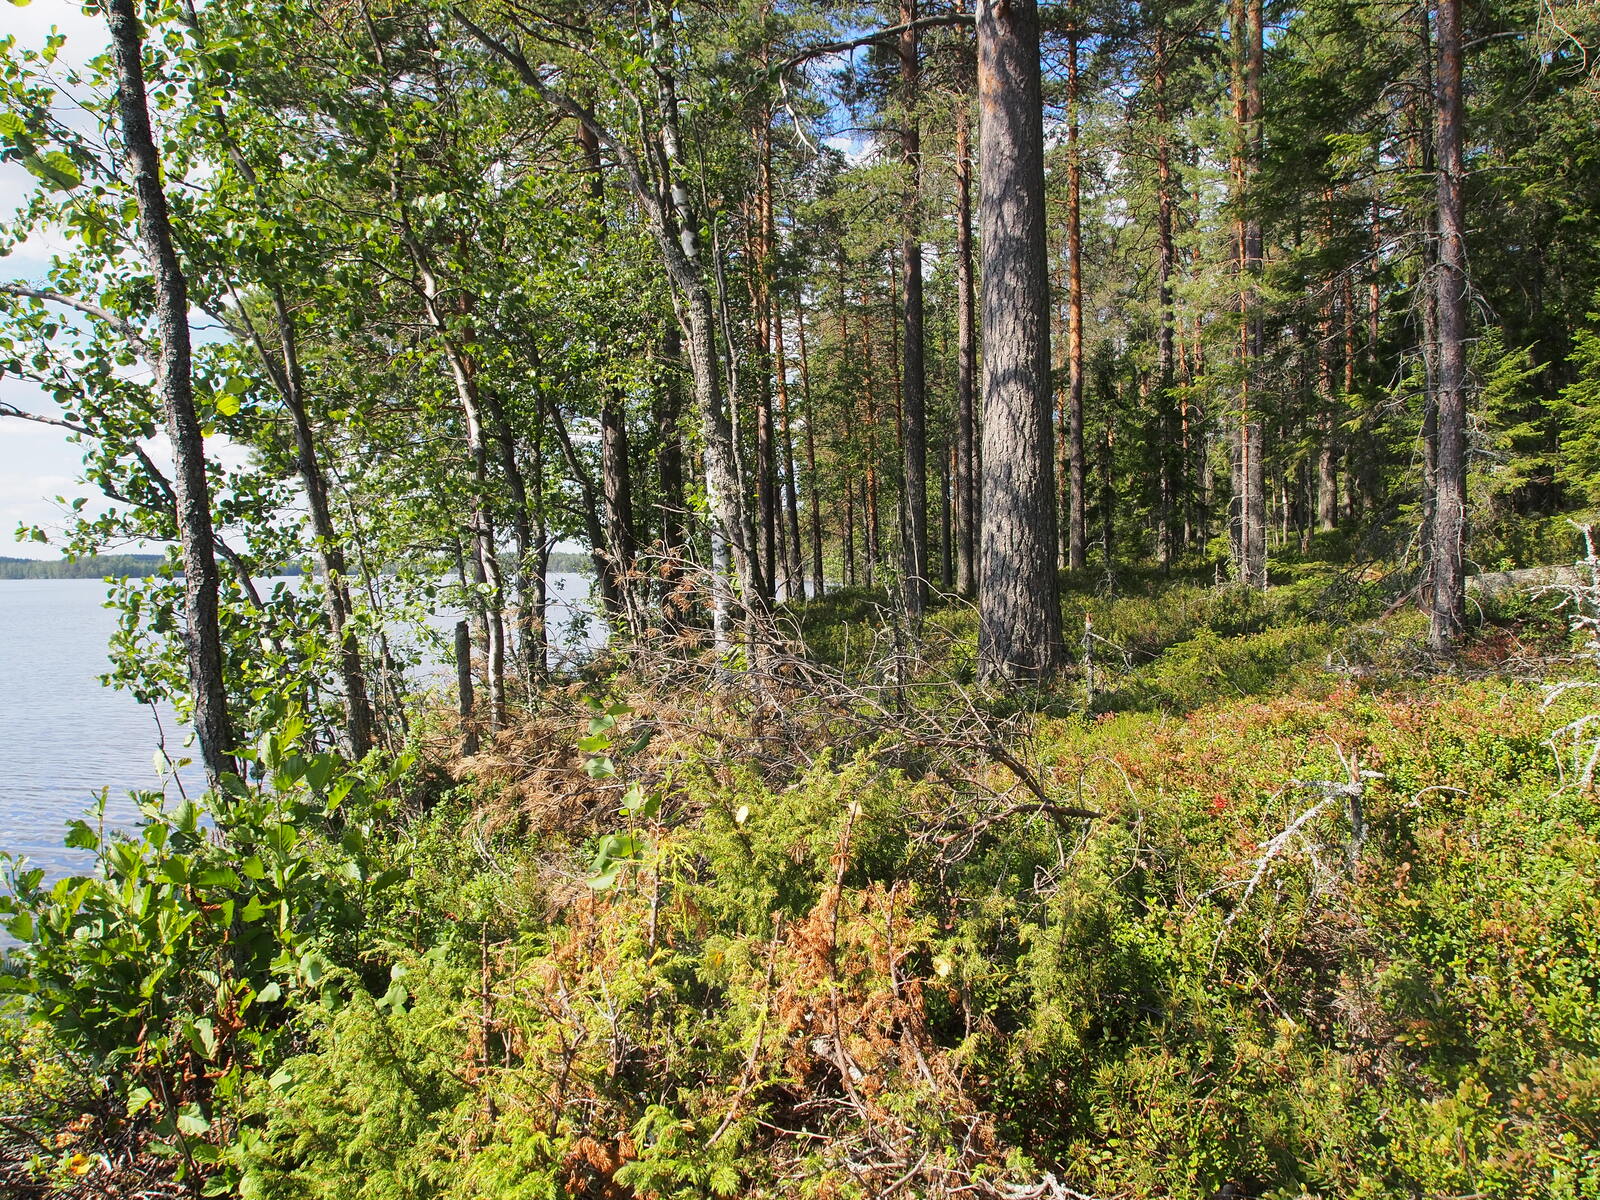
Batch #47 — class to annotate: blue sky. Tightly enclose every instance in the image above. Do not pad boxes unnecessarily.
[1,0,116,559]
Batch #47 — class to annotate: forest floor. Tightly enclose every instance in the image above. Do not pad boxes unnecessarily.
[5,556,1600,1199]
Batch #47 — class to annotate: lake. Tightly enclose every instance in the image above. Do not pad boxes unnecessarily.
[0,573,598,884]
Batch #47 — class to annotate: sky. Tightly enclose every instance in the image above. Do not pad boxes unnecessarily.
[1,1,118,559]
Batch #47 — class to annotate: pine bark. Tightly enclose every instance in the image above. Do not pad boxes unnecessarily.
[953,94,979,598]
[1154,33,1179,571]
[794,297,824,596]
[976,0,1063,681]
[1231,0,1268,589]
[1429,0,1468,648]
[860,297,882,588]
[753,126,779,606]
[1065,30,1087,571]
[774,301,804,599]
[899,0,929,616]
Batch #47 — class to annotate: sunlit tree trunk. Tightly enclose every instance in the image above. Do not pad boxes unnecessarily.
[794,297,824,596]
[976,0,1063,681]
[752,123,779,606]
[1429,0,1468,648]
[1065,29,1087,571]
[899,0,929,616]
[1154,30,1178,572]
[775,300,804,599]
[953,92,979,599]
[107,0,233,783]
[1230,0,1267,589]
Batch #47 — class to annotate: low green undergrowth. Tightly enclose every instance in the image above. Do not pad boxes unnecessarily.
[4,574,1599,1198]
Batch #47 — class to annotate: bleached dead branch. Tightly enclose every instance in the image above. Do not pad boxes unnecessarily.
[1540,525,1600,789]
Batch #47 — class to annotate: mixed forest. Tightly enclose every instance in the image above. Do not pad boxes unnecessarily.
[2,0,1600,1195]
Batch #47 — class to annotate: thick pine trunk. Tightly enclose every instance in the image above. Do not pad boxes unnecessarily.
[1429,0,1468,648]
[1230,0,1268,589]
[976,0,1063,681]
[1154,37,1178,571]
[899,0,929,616]
[794,298,824,597]
[1065,31,1087,571]
[860,298,882,589]
[953,96,979,599]
[108,0,233,784]
[774,301,804,599]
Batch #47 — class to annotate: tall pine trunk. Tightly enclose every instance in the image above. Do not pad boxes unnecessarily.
[976,0,1063,681]
[1065,29,1087,571]
[1429,0,1468,648]
[899,0,929,616]
[953,93,979,599]
[795,297,824,596]
[775,300,804,599]
[1231,0,1268,589]
[1154,32,1178,571]
[753,125,779,606]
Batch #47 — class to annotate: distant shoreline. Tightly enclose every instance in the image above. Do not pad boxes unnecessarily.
[0,552,595,581]
[0,554,196,580]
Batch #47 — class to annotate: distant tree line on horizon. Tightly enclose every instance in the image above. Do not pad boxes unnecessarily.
[0,553,593,581]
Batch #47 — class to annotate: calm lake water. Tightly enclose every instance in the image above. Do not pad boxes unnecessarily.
[0,573,598,884]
